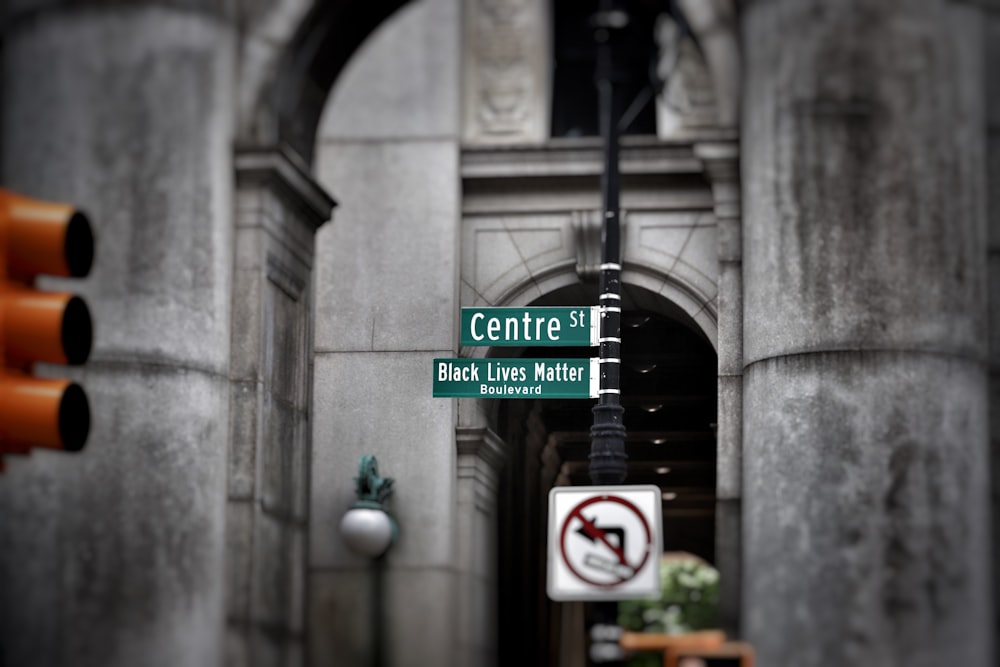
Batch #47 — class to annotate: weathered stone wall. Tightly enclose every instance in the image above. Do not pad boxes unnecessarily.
[309,0,464,665]
[742,1,992,665]
[985,3,1000,662]
[0,3,237,665]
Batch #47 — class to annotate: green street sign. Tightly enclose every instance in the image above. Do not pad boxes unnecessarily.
[434,358,598,399]
[461,307,599,347]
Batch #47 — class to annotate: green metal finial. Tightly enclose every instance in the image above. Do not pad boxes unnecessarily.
[354,454,395,508]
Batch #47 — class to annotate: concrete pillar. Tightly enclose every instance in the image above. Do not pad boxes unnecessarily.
[695,140,742,637]
[455,427,507,667]
[226,147,333,666]
[984,5,1000,663]
[742,1,992,665]
[0,4,235,666]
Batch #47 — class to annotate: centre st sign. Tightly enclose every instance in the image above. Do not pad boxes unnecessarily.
[461,307,599,347]
[433,358,598,399]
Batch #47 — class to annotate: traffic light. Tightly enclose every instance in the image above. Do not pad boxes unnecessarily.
[0,188,94,469]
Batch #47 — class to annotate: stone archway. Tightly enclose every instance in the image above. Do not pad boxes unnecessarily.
[240,1,745,665]
[488,286,719,667]
[226,1,423,665]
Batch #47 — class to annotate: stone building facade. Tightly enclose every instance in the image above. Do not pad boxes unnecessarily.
[0,0,997,666]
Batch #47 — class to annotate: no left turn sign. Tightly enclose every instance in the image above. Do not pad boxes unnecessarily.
[547,485,663,601]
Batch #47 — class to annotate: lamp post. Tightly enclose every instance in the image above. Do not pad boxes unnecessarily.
[590,1,629,664]
[589,0,628,488]
[339,455,397,667]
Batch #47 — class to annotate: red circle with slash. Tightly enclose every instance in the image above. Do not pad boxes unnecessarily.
[559,494,653,587]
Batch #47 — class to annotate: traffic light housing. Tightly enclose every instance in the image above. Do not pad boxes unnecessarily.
[0,188,94,466]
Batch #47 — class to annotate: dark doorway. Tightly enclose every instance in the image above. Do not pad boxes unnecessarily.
[496,306,718,666]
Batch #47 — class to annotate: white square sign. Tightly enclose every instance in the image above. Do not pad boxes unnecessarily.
[547,485,663,601]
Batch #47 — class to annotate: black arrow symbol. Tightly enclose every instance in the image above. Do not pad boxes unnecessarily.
[575,515,626,551]
[576,519,625,549]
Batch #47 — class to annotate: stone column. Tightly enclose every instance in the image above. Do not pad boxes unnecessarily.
[742,1,992,665]
[695,140,742,637]
[455,427,507,667]
[985,4,1000,661]
[226,147,333,666]
[0,3,236,666]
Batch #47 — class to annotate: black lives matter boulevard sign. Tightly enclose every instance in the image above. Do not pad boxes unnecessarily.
[433,307,599,399]
[434,357,598,398]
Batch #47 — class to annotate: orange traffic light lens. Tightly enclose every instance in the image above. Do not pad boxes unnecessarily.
[65,212,94,278]
[62,295,93,365]
[0,190,94,279]
[0,288,92,366]
[59,382,90,452]
[0,375,90,452]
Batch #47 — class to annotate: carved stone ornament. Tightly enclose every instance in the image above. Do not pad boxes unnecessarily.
[465,0,549,143]
[655,14,719,138]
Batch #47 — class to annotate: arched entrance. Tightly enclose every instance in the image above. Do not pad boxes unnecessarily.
[262,0,742,663]
[492,288,718,666]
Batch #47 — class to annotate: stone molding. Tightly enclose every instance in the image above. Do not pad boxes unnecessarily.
[462,137,712,179]
[235,144,337,231]
[694,140,741,261]
[456,426,508,474]
[693,140,739,180]
[456,426,508,514]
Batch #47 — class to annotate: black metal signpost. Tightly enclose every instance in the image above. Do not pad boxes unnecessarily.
[589,0,628,488]
[589,0,629,664]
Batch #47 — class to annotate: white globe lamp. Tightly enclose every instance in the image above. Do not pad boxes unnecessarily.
[339,455,397,559]
[340,506,395,558]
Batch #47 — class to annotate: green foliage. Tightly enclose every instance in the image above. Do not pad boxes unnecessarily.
[617,559,721,667]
